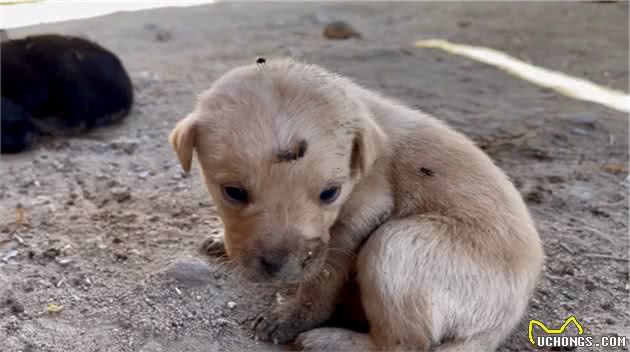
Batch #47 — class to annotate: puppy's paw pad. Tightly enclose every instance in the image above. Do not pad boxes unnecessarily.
[199,233,226,257]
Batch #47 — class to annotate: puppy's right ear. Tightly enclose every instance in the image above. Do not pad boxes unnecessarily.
[169,114,197,173]
[350,116,388,177]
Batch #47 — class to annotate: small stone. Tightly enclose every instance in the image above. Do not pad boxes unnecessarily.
[56,258,74,266]
[111,187,131,202]
[114,252,129,261]
[138,171,152,179]
[5,298,24,315]
[22,282,34,293]
[1,249,18,262]
[227,301,237,309]
[571,128,588,135]
[276,292,285,304]
[214,318,229,326]
[602,164,626,174]
[108,138,139,155]
[122,212,137,222]
[569,113,597,129]
[155,30,172,42]
[42,248,61,260]
[323,21,362,40]
[158,257,213,287]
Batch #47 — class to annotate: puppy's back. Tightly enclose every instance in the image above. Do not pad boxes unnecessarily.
[1,34,133,131]
[350,83,542,271]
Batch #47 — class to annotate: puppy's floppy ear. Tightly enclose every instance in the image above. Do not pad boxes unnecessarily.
[351,116,388,176]
[169,113,197,173]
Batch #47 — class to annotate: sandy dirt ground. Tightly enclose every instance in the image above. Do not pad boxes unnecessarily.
[1,2,628,351]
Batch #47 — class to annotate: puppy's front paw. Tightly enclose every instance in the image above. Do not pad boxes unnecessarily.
[199,232,226,257]
[253,301,321,344]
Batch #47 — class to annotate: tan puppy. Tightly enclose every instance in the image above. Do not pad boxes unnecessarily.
[169,58,543,351]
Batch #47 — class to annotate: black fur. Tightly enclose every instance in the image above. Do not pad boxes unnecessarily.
[1,34,133,153]
[1,97,37,154]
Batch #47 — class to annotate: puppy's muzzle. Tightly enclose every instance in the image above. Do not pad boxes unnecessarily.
[259,252,286,276]
[255,246,318,282]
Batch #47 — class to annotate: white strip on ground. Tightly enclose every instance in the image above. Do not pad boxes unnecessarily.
[0,0,215,29]
[414,39,630,113]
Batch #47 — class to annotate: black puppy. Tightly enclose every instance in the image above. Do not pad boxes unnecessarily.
[1,34,133,153]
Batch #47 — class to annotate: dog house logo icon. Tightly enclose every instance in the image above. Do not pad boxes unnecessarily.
[528,316,584,346]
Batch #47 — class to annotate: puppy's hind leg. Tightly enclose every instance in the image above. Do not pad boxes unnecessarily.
[357,215,531,351]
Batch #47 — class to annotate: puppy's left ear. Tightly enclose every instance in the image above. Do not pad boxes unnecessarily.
[351,116,388,177]
[169,113,197,173]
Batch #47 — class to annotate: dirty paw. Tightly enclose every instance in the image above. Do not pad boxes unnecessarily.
[253,302,320,345]
[199,232,226,257]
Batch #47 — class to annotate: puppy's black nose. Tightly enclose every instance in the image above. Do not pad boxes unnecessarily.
[260,254,285,275]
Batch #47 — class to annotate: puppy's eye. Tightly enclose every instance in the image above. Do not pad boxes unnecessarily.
[223,186,249,204]
[319,186,340,205]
